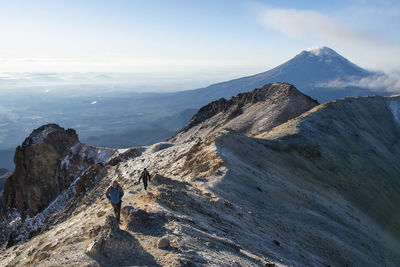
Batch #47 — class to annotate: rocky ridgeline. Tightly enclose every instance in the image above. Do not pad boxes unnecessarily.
[181,83,318,133]
[0,85,399,266]
[173,83,319,142]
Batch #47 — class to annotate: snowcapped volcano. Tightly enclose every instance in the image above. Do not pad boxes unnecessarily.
[257,46,372,86]
[182,46,377,103]
[289,46,370,78]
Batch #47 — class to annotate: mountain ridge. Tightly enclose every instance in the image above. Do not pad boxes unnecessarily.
[172,83,319,143]
[178,82,318,134]
[1,84,399,266]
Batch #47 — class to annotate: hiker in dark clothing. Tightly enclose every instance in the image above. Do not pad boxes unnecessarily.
[106,180,124,223]
[137,168,151,190]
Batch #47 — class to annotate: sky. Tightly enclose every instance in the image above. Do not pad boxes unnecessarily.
[0,0,399,81]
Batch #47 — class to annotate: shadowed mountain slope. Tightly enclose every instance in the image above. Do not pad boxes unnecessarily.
[0,86,399,266]
[257,95,400,240]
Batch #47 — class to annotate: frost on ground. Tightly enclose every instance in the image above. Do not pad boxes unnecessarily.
[0,142,116,249]
[22,127,57,147]
[60,143,115,170]
[0,95,400,266]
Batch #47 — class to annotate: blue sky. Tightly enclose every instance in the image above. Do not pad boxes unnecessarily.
[0,0,399,77]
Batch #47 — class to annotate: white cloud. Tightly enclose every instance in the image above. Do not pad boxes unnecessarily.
[256,7,376,46]
[255,4,400,72]
[318,74,400,93]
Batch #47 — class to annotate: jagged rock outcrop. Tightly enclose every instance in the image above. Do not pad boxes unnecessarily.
[171,83,318,143]
[86,215,138,263]
[2,124,114,218]
[2,124,79,217]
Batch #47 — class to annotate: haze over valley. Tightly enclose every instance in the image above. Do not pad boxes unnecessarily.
[1,47,399,170]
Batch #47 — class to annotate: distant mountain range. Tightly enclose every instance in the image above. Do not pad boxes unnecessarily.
[0,168,11,210]
[0,47,391,169]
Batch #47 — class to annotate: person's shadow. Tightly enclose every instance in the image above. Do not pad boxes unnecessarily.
[87,219,161,266]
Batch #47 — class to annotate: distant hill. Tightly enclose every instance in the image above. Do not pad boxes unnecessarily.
[0,149,14,170]
[0,168,11,211]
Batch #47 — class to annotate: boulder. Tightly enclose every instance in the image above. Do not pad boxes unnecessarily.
[121,205,135,220]
[104,214,119,232]
[87,215,137,261]
[157,236,170,249]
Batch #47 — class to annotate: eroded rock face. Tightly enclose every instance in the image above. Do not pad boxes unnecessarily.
[2,124,79,217]
[2,123,115,220]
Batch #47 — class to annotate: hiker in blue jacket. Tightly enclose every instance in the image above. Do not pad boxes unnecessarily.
[106,180,124,223]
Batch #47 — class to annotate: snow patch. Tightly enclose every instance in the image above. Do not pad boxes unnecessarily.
[24,127,57,147]
[148,142,174,153]
[61,143,114,169]
[306,46,338,57]
[3,169,88,245]
[1,143,117,246]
